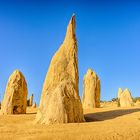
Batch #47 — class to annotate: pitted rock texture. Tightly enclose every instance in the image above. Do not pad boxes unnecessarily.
[118,88,134,107]
[35,15,84,124]
[82,69,100,109]
[1,70,28,114]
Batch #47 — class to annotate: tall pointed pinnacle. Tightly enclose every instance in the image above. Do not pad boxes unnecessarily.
[64,14,76,43]
[35,14,84,124]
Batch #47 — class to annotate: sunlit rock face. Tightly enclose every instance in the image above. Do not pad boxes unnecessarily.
[82,69,100,109]
[1,70,28,114]
[118,88,123,99]
[118,88,134,107]
[35,15,84,124]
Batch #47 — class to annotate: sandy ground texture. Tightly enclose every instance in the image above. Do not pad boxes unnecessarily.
[0,103,140,140]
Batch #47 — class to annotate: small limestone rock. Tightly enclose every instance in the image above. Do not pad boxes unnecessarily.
[27,94,33,106]
[118,88,123,99]
[35,15,84,124]
[82,69,100,109]
[1,70,28,114]
[117,88,123,107]
[32,102,36,108]
[135,100,140,106]
[118,88,134,107]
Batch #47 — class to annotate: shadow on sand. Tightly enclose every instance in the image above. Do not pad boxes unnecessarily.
[26,112,37,115]
[84,108,140,122]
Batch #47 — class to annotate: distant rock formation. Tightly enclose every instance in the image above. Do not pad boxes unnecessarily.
[82,69,100,109]
[118,88,134,107]
[35,15,84,124]
[1,70,28,114]
[27,94,33,106]
[118,88,123,99]
[135,100,140,106]
[32,102,36,108]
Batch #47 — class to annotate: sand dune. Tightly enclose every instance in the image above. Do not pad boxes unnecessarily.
[0,106,140,140]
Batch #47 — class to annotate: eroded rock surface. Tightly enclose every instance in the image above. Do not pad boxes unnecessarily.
[1,70,28,114]
[118,88,134,107]
[82,69,100,109]
[35,15,84,124]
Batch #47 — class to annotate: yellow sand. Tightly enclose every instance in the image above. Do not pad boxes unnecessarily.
[0,105,140,140]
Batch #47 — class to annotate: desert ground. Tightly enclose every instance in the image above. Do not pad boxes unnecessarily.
[0,103,140,140]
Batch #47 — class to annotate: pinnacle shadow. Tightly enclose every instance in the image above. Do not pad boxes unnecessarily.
[84,108,140,122]
[26,112,37,115]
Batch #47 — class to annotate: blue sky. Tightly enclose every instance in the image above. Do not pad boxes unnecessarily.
[0,0,140,104]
